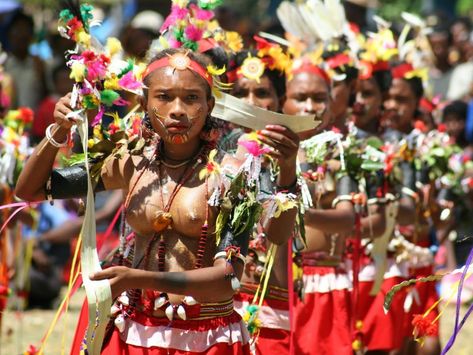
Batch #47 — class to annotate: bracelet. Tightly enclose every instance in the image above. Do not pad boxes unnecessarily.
[214,251,246,265]
[332,194,354,208]
[45,124,69,148]
[276,178,299,194]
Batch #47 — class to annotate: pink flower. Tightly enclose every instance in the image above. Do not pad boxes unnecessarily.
[118,71,142,91]
[91,107,104,127]
[190,4,214,21]
[168,38,183,48]
[238,139,271,157]
[185,24,203,42]
[160,5,189,32]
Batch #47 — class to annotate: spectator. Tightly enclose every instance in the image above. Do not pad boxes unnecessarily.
[32,63,73,144]
[428,24,454,98]
[4,10,47,111]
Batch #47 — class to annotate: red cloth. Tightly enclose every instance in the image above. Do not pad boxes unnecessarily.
[234,290,290,355]
[403,265,440,337]
[358,277,407,351]
[70,299,250,355]
[254,328,290,355]
[33,96,57,138]
[101,329,250,355]
[293,266,352,355]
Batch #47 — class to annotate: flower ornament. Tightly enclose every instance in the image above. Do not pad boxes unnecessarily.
[238,133,271,158]
[169,52,192,70]
[238,55,266,83]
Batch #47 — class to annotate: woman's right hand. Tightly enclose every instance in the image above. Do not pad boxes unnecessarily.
[53,93,76,129]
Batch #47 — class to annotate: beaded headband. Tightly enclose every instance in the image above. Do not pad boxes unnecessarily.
[143,52,213,87]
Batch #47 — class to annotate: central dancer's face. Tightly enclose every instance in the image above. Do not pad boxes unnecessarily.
[145,66,213,144]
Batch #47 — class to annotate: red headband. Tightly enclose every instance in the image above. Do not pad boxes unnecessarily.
[391,62,414,80]
[326,53,353,70]
[292,63,331,86]
[143,53,213,87]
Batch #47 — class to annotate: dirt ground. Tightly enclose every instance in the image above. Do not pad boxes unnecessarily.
[1,288,473,354]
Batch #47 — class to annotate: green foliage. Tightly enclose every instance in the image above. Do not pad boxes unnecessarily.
[376,0,423,22]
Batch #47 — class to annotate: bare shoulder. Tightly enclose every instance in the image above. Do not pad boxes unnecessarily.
[101,148,151,190]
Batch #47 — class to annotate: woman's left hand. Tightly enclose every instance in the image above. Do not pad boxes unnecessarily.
[258,125,299,183]
[90,266,140,299]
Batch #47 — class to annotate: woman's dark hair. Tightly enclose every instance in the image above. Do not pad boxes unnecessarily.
[404,77,424,100]
[372,70,392,94]
[202,45,228,71]
[230,50,286,98]
[443,100,468,121]
[322,40,359,84]
[143,48,213,99]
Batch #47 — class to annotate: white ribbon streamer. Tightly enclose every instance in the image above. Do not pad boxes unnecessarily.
[76,116,112,354]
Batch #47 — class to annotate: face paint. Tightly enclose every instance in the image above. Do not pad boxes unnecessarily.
[152,106,191,144]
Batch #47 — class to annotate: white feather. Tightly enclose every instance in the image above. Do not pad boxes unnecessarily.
[401,12,425,28]
[277,1,315,41]
[373,15,391,30]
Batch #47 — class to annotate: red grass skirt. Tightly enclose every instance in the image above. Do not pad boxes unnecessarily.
[234,286,290,354]
[402,265,439,337]
[70,299,251,354]
[293,266,353,355]
[357,276,407,351]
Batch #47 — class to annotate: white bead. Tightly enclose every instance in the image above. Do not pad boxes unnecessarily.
[154,295,167,310]
[110,304,120,315]
[118,295,129,306]
[114,314,126,332]
[165,305,174,321]
[177,305,186,320]
[183,296,198,306]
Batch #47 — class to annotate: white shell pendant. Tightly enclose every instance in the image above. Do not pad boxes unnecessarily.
[154,295,168,310]
[114,314,126,333]
[118,294,129,306]
[183,296,198,306]
[231,275,241,291]
[165,304,174,321]
[177,305,186,320]
[110,304,120,315]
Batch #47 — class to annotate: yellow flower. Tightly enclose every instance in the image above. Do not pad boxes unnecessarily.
[207,64,226,76]
[199,149,221,180]
[134,62,147,81]
[405,68,428,82]
[207,20,220,32]
[93,125,104,140]
[87,138,95,148]
[106,37,122,57]
[174,0,189,7]
[77,31,91,47]
[225,31,243,53]
[104,75,120,90]
[70,62,86,82]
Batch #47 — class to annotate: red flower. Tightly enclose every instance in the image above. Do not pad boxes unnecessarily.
[437,123,447,133]
[18,107,34,124]
[81,50,97,62]
[25,344,39,355]
[412,314,438,337]
[414,120,427,133]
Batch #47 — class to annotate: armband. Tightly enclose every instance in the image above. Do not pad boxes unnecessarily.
[44,164,105,200]
[336,175,358,196]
